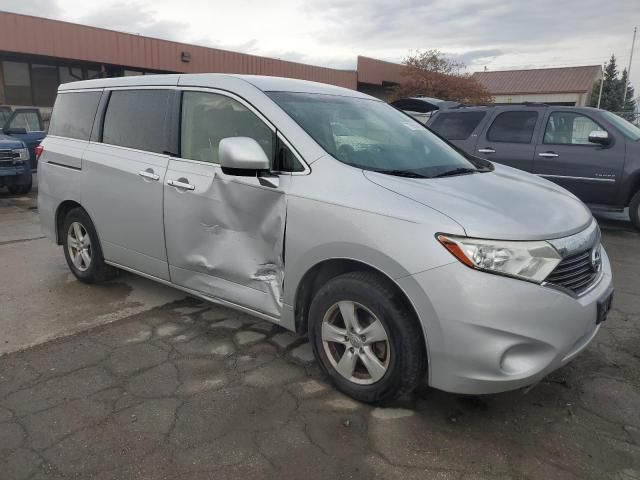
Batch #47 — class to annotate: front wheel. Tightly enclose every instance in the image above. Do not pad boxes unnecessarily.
[308,271,426,403]
[8,180,32,195]
[62,208,117,283]
[630,191,640,231]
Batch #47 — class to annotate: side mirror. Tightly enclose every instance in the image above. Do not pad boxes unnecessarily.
[219,137,270,174]
[3,127,28,135]
[588,130,611,146]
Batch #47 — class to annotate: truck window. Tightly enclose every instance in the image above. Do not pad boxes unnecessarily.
[102,89,170,154]
[487,111,538,143]
[49,91,102,140]
[544,112,602,145]
[429,111,486,140]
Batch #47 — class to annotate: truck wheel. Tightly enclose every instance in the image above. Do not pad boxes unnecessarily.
[308,271,426,404]
[8,180,31,195]
[62,208,117,283]
[630,191,640,231]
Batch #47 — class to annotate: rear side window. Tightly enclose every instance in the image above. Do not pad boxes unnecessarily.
[429,111,486,140]
[102,90,170,153]
[49,92,102,140]
[487,111,538,143]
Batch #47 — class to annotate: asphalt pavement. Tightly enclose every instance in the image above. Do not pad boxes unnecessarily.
[1,183,639,479]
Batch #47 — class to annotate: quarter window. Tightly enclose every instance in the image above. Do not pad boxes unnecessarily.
[180,91,273,164]
[487,111,538,143]
[49,92,102,140]
[429,111,486,140]
[102,90,170,153]
[544,112,602,145]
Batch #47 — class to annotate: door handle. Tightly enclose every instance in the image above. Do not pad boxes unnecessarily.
[538,152,559,158]
[167,178,195,191]
[477,148,496,154]
[138,168,160,181]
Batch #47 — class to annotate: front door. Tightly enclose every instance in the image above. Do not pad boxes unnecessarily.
[533,110,625,205]
[475,109,543,172]
[163,90,287,317]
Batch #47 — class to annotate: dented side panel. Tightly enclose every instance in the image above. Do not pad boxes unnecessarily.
[164,159,287,317]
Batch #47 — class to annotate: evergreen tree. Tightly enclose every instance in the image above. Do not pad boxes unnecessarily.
[620,69,637,121]
[590,54,625,111]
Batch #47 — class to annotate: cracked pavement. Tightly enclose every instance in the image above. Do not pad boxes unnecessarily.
[1,186,640,479]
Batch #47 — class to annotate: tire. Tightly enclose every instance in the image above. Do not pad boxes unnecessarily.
[8,180,31,195]
[308,271,426,404]
[630,190,640,231]
[61,207,117,283]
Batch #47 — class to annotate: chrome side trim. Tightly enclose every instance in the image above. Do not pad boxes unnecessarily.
[537,174,615,183]
[104,260,283,325]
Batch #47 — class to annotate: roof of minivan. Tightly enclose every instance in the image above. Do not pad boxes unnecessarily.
[58,73,374,99]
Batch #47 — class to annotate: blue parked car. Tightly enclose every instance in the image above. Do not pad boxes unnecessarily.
[0,107,46,194]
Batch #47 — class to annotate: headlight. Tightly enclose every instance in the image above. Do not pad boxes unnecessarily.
[12,148,30,162]
[437,234,562,283]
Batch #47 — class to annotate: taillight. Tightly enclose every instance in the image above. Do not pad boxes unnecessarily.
[35,145,44,161]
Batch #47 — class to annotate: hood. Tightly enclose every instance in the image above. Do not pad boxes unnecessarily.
[364,163,593,241]
[0,133,25,149]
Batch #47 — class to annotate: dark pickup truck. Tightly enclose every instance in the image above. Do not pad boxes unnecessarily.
[0,107,46,194]
[426,105,640,229]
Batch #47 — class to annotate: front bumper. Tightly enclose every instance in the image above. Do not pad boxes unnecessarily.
[0,163,32,186]
[397,247,613,395]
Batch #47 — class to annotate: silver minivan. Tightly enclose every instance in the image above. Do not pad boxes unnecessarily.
[39,74,614,403]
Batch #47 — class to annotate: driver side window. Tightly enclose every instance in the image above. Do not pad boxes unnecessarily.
[180,91,273,164]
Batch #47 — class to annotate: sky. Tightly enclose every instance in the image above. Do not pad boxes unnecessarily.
[3,0,640,92]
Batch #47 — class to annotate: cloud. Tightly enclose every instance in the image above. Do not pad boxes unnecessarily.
[0,0,62,17]
[453,49,504,67]
[73,2,191,41]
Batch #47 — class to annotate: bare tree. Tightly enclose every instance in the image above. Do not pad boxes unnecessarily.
[390,50,493,104]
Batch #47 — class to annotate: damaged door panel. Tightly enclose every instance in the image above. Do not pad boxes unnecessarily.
[164,159,287,317]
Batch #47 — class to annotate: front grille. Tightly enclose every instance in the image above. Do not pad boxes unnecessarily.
[0,149,15,161]
[546,249,598,295]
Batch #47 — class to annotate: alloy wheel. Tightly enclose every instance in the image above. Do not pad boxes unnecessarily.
[321,300,391,385]
[67,222,92,272]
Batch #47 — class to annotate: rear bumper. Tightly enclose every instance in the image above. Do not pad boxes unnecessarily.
[398,248,613,395]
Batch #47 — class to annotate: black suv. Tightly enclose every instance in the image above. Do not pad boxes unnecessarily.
[427,104,640,229]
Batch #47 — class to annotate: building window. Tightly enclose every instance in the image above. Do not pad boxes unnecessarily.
[3,61,32,105]
[59,66,83,84]
[31,64,59,107]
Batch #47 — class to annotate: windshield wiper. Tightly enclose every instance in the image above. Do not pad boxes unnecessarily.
[432,167,478,178]
[371,169,428,178]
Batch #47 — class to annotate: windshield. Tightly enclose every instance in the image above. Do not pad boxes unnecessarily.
[600,111,640,141]
[267,92,482,178]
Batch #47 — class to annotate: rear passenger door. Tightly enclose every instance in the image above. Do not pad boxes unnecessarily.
[82,89,172,280]
[475,109,543,172]
[533,110,625,205]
